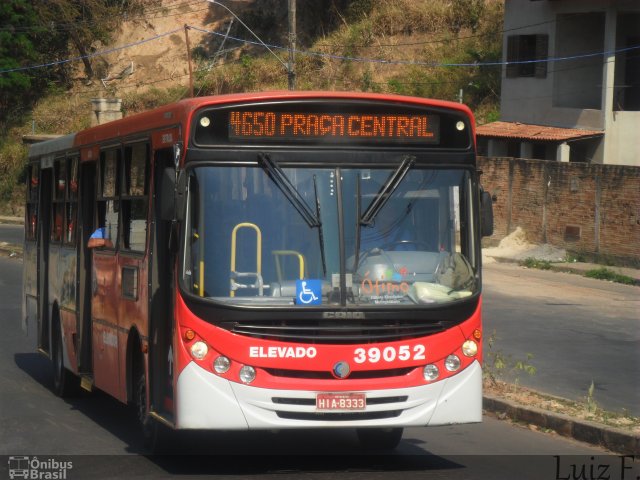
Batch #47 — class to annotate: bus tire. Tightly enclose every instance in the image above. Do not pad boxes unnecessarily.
[356,427,403,451]
[51,312,80,397]
[134,354,170,454]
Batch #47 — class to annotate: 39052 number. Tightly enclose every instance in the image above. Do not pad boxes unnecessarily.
[353,345,426,364]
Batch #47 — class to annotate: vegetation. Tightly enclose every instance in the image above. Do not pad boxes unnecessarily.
[194,0,503,120]
[486,378,640,432]
[483,330,536,389]
[584,267,636,286]
[0,0,147,129]
[0,0,504,214]
[520,257,637,285]
[1,0,150,214]
[520,257,552,270]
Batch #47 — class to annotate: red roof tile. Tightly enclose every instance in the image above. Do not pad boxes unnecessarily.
[476,121,603,142]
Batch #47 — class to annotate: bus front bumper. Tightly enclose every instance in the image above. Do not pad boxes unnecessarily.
[175,360,482,430]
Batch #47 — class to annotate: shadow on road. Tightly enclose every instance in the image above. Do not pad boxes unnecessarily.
[13,352,465,476]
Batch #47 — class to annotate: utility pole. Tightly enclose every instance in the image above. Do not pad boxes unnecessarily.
[184,25,194,97]
[287,0,296,90]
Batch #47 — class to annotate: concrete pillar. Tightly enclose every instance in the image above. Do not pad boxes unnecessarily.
[557,142,571,162]
[601,7,617,165]
[488,139,508,157]
[90,98,123,126]
[520,142,533,159]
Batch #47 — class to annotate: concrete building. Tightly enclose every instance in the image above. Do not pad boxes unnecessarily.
[477,0,640,166]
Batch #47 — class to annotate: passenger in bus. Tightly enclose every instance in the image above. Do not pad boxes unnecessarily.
[87,227,113,249]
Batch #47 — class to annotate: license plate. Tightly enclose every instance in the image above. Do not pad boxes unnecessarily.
[316,393,366,411]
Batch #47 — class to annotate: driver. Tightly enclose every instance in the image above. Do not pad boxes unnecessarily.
[360,206,416,252]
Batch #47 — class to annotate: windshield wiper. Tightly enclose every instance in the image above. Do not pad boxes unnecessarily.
[258,153,320,228]
[360,155,415,226]
[258,153,326,276]
[313,174,327,276]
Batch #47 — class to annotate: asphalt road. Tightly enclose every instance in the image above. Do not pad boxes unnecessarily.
[482,262,640,416]
[0,255,625,480]
[0,223,23,246]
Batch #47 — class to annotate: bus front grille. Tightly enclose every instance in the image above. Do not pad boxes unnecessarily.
[225,320,447,344]
[264,368,414,380]
[275,410,403,421]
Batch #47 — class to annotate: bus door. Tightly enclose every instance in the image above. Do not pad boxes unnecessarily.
[149,147,175,418]
[23,164,40,346]
[91,148,122,399]
[117,141,152,404]
[37,162,53,353]
[91,143,153,403]
[77,161,96,374]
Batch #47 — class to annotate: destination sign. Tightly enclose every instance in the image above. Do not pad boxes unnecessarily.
[227,111,440,144]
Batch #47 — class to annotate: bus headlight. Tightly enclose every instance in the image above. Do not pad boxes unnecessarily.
[239,366,256,384]
[423,364,439,381]
[213,356,231,374]
[445,354,461,372]
[190,341,208,360]
[462,340,478,357]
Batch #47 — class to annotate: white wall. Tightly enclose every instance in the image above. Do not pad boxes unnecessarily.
[501,0,640,165]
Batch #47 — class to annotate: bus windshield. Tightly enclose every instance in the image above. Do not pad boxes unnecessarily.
[182,162,477,307]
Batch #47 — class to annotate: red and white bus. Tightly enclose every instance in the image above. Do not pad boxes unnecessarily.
[23,91,493,450]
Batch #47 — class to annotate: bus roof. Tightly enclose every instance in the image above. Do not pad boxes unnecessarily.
[29,91,475,158]
[27,133,76,160]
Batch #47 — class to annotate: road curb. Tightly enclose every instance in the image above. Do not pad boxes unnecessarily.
[486,256,640,286]
[0,216,23,225]
[483,394,640,455]
[0,243,22,258]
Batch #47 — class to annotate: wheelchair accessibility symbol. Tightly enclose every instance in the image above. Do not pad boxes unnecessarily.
[296,280,322,305]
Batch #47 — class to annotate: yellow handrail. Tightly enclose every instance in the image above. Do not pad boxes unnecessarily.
[272,250,306,283]
[230,222,262,297]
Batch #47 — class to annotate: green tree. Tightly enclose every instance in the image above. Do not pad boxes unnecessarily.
[1,0,146,129]
[0,0,44,125]
[34,0,145,80]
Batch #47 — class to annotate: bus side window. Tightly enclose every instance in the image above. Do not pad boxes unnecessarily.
[121,143,149,252]
[94,149,120,249]
[63,157,78,246]
[26,165,39,241]
[51,158,66,243]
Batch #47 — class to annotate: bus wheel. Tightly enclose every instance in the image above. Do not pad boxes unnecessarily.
[356,427,403,451]
[51,316,79,397]
[134,363,169,453]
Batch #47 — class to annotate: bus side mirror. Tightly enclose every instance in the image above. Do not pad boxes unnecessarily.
[160,168,176,221]
[160,168,186,222]
[480,190,494,237]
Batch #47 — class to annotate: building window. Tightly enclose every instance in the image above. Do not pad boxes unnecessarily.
[506,34,548,78]
[553,13,604,110]
[614,13,640,111]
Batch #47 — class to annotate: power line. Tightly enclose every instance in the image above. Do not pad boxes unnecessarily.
[63,51,247,97]
[0,28,182,74]
[189,24,640,70]
[313,14,587,49]
[3,16,640,77]
[0,0,208,33]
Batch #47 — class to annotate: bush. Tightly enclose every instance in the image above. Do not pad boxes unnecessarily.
[585,268,636,286]
[520,258,552,270]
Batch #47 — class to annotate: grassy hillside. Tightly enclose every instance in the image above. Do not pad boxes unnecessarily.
[0,0,503,214]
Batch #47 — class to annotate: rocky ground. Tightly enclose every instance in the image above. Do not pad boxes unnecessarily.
[483,227,567,264]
